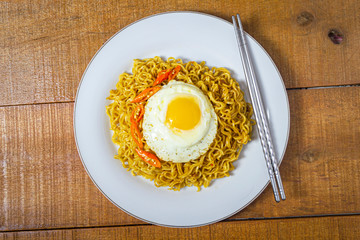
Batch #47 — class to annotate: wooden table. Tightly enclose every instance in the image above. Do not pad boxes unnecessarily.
[1,0,359,239]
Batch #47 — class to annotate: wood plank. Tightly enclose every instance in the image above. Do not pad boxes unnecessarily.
[1,215,360,239]
[1,87,359,231]
[0,103,139,230]
[231,85,360,219]
[1,0,360,106]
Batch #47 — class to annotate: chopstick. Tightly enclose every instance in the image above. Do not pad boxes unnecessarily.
[232,14,286,202]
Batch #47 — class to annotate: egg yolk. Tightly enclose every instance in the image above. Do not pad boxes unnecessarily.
[165,96,201,131]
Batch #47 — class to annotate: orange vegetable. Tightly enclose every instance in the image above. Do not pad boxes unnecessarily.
[130,121,143,149]
[131,86,161,103]
[153,69,172,86]
[130,104,145,123]
[168,65,181,80]
[135,148,161,168]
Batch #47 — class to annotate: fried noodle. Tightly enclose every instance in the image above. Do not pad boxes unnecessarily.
[106,56,255,191]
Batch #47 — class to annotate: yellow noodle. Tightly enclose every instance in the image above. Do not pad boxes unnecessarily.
[106,56,255,191]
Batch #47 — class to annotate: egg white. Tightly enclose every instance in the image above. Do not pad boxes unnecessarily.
[142,80,218,163]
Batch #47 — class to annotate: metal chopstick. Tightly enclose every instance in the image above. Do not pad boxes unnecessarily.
[232,14,286,202]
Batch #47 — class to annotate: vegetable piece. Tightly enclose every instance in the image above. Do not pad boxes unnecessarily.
[130,104,145,123]
[130,121,143,149]
[168,65,181,80]
[131,86,161,103]
[153,69,172,86]
[135,148,161,168]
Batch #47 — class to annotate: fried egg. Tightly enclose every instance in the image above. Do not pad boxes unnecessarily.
[142,80,218,163]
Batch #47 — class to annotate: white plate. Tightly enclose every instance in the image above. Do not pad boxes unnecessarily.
[74,11,290,227]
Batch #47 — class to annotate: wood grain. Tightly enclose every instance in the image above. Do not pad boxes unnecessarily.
[1,0,360,106]
[232,85,360,219]
[1,86,359,231]
[0,103,138,231]
[1,215,360,239]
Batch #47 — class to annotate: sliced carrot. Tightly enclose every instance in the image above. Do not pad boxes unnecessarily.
[130,104,145,123]
[153,69,172,86]
[130,121,143,149]
[135,148,161,168]
[130,86,161,103]
[168,65,181,80]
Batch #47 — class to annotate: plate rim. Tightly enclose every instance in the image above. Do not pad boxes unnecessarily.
[73,10,290,228]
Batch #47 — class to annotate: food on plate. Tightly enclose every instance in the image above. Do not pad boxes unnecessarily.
[106,56,255,191]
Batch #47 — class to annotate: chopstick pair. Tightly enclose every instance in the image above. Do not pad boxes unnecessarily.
[232,14,286,202]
